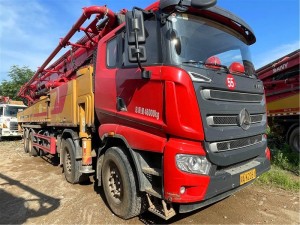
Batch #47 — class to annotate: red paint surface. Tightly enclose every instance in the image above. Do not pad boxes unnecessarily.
[164,138,210,203]
[51,83,68,115]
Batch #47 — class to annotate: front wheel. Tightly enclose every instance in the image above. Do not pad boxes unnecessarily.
[102,147,141,219]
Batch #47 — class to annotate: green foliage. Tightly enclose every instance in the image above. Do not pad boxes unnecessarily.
[257,166,300,192]
[271,144,300,175]
[257,128,300,191]
[0,65,34,101]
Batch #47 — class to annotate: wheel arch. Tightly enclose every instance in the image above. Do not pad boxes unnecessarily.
[96,135,145,192]
[60,129,81,165]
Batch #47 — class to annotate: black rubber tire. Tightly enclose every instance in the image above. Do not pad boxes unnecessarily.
[62,138,81,184]
[23,129,29,153]
[102,147,141,219]
[28,131,38,156]
[289,127,299,153]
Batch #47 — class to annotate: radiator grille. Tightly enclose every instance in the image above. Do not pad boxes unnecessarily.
[210,134,264,152]
[9,122,18,130]
[202,89,263,102]
[207,114,264,126]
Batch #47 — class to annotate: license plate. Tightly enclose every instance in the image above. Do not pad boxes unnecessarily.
[240,168,256,185]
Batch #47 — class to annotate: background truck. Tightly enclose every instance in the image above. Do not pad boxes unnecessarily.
[0,96,27,140]
[257,50,299,152]
[17,0,270,220]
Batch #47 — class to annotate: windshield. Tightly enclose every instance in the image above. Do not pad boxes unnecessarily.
[168,13,255,76]
[4,106,26,117]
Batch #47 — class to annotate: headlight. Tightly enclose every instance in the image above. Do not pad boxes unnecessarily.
[176,154,211,175]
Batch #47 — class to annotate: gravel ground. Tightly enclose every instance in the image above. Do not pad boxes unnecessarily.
[0,139,299,224]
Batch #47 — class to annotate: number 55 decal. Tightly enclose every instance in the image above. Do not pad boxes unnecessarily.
[226,75,236,90]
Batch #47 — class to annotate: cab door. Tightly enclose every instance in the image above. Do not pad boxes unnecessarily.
[115,19,165,133]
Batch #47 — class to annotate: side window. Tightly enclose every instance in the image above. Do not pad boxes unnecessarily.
[0,107,3,117]
[107,37,118,68]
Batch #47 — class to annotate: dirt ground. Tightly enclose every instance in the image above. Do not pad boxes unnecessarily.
[0,139,299,225]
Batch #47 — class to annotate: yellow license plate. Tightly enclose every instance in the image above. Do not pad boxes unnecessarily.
[240,168,256,185]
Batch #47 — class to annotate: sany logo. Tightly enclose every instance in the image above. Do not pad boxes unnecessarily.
[273,62,288,74]
[226,75,236,90]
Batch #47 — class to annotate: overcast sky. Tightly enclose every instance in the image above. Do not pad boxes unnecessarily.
[0,0,299,81]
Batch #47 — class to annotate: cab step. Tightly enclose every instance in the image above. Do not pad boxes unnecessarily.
[146,194,176,220]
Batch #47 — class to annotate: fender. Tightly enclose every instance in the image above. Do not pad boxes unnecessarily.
[97,124,167,191]
[60,129,81,166]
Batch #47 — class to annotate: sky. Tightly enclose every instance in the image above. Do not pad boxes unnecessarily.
[0,0,299,81]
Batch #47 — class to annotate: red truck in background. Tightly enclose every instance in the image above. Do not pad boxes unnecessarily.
[257,50,299,152]
[17,0,270,220]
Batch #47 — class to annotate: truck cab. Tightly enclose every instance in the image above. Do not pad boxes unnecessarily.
[94,1,271,218]
[0,103,27,140]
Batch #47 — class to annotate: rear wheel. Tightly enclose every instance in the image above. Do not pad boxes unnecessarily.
[62,138,80,184]
[23,129,29,153]
[28,131,38,156]
[102,147,141,219]
[289,127,299,153]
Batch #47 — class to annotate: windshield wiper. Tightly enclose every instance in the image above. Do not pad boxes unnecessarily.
[182,60,230,73]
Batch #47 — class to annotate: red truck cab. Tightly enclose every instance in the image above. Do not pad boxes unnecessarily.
[94,0,270,219]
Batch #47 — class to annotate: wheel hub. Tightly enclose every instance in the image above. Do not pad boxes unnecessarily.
[65,152,72,173]
[108,165,122,203]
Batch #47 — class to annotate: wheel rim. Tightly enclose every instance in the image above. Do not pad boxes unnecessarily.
[107,162,123,204]
[65,150,72,174]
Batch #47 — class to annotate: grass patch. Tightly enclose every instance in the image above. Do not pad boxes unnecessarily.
[270,144,300,175]
[257,166,300,192]
[257,128,300,191]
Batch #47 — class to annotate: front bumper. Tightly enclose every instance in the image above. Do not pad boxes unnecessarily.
[179,156,270,213]
[1,129,22,137]
[164,138,271,206]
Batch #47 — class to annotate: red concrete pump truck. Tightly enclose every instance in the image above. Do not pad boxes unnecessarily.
[257,50,299,152]
[18,0,270,220]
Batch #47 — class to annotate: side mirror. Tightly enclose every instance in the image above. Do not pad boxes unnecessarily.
[126,9,147,63]
[126,10,146,45]
[125,9,151,79]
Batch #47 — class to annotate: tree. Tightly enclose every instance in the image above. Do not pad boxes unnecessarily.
[0,65,34,101]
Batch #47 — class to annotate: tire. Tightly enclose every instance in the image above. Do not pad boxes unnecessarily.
[289,127,299,153]
[102,147,141,219]
[28,131,38,156]
[62,138,81,184]
[23,129,29,153]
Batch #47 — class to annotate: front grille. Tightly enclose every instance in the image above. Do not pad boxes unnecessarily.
[202,89,263,102]
[209,134,264,152]
[207,114,264,126]
[10,122,18,130]
[251,114,263,123]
